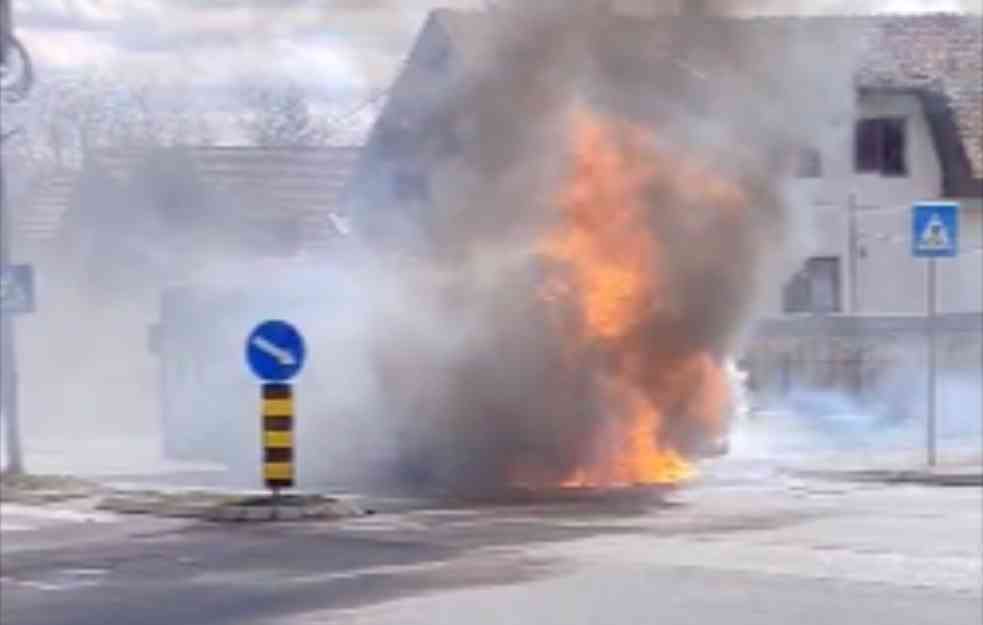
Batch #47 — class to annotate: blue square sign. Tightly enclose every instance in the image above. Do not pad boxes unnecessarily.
[912,202,959,258]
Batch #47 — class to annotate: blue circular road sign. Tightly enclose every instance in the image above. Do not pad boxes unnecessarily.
[246,320,306,382]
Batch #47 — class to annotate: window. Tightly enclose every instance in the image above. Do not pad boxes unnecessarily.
[796,147,822,178]
[783,257,841,314]
[855,117,907,176]
[393,172,430,203]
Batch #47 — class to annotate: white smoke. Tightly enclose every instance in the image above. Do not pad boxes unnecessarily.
[730,367,983,461]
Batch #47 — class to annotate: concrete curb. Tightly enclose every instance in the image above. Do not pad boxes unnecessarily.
[1,473,366,522]
[791,468,983,487]
[95,492,365,522]
[204,499,363,522]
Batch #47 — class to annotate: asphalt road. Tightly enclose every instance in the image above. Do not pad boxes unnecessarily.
[2,462,981,625]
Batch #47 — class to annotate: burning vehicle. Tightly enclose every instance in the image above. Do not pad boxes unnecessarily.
[365,104,775,494]
[530,108,750,486]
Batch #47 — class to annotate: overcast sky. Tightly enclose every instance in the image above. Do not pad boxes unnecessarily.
[10,0,979,143]
[14,0,482,97]
[16,1,978,95]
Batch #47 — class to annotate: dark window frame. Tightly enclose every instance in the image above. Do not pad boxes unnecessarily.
[783,256,842,315]
[855,117,908,177]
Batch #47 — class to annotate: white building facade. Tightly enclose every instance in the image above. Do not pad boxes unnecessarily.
[767,89,983,318]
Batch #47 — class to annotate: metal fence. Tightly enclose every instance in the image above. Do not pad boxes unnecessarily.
[745,313,982,417]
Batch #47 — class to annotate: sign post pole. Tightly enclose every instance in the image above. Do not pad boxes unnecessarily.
[262,382,294,496]
[0,151,24,474]
[246,320,305,498]
[926,257,937,467]
[2,0,35,474]
[911,201,959,469]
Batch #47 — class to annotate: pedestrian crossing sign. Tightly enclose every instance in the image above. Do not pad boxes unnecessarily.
[912,202,959,258]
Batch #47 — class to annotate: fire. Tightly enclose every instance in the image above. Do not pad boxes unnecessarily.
[540,109,663,341]
[560,384,696,488]
[536,108,736,488]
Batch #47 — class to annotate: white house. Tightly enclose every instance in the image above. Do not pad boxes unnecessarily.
[770,15,982,317]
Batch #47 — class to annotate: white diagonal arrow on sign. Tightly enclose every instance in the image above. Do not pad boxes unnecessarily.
[251,335,297,367]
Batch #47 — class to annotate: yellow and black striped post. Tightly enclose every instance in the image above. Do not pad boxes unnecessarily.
[262,383,294,492]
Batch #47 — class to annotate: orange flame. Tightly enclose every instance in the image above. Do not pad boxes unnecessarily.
[560,383,696,488]
[541,109,663,342]
[536,108,734,488]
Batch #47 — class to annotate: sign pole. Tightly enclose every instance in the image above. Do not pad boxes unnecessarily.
[926,257,937,467]
[911,201,957,468]
[0,140,24,474]
[262,382,295,495]
[848,193,860,313]
[1,0,34,475]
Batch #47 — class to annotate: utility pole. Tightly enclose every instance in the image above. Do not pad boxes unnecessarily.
[926,257,938,467]
[847,193,860,314]
[1,0,32,474]
[0,144,23,474]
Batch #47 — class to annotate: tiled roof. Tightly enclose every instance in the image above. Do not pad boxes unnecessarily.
[855,14,982,192]
[94,146,360,253]
[426,10,982,192]
[15,146,360,252]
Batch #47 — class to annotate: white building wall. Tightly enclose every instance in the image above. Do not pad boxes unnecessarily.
[764,90,981,317]
[936,202,982,313]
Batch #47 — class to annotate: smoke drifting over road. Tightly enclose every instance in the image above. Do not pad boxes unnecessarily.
[329,3,852,493]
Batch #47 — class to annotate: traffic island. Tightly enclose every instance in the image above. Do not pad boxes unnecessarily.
[0,472,107,504]
[206,494,366,522]
[95,491,366,522]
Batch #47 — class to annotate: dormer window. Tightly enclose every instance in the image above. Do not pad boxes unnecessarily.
[855,117,908,177]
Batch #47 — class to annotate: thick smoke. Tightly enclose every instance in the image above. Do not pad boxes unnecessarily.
[338,4,852,492]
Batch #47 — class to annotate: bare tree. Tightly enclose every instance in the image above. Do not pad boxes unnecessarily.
[1,69,215,173]
[0,69,220,294]
[236,80,330,147]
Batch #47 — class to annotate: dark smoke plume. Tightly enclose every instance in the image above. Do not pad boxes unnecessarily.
[354,4,851,493]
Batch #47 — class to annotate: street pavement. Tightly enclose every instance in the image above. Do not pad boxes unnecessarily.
[2,458,980,625]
